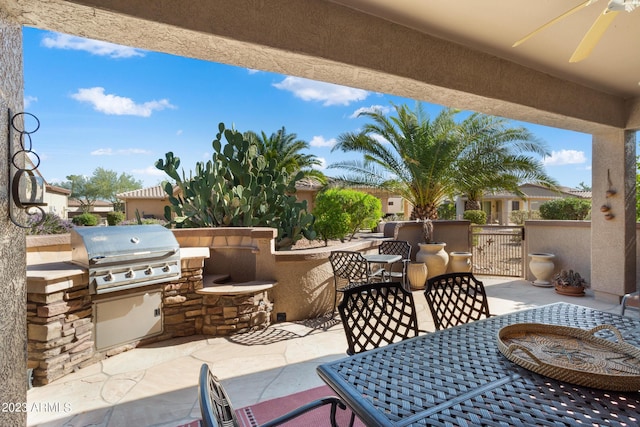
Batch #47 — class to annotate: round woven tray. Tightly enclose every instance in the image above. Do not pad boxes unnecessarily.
[497,323,640,391]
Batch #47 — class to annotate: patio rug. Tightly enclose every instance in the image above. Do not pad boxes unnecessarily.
[235,385,364,427]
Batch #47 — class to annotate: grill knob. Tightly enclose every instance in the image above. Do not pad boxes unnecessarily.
[125,269,135,279]
[162,264,171,273]
[145,266,153,275]
[104,272,114,282]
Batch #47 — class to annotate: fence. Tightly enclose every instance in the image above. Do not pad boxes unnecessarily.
[471,226,524,277]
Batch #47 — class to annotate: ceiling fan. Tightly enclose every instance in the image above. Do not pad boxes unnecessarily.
[513,0,639,62]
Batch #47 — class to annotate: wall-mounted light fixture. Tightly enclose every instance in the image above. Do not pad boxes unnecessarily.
[8,109,47,228]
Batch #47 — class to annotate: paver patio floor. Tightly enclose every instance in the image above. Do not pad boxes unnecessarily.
[27,277,627,427]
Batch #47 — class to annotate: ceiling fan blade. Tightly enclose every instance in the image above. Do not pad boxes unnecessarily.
[512,1,594,47]
[569,9,619,62]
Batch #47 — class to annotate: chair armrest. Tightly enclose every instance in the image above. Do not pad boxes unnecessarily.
[260,396,351,427]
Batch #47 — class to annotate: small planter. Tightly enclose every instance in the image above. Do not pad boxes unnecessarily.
[449,251,472,273]
[554,284,585,297]
[552,269,587,297]
[407,262,428,290]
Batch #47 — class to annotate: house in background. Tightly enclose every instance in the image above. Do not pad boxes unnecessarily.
[116,185,173,221]
[43,184,71,219]
[118,180,407,222]
[67,199,113,221]
[455,183,592,225]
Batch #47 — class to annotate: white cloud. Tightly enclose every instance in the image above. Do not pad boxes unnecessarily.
[310,136,337,148]
[273,76,368,106]
[131,165,166,176]
[91,148,113,156]
[24,95,38,108]
[349,105,391,118]
[370,134,389,144]
[71,87,175,117]
[247,68,260,74]
[176,129,183,136]
[313,157,327,170]
[542,149,587,166]
[42,32,145,58]
[91,148,152,156]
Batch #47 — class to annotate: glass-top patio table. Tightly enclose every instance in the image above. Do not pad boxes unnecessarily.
[362,253,402,282]
[317,303,640,426]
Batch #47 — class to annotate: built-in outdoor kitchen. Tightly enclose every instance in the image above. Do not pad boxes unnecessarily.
[26,225,277,386]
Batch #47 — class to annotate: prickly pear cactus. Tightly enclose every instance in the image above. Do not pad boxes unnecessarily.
[155,122,315,249]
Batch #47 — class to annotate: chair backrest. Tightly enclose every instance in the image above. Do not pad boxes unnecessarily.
[378,240,411,260]
[338,281,420,355]
[329,251,370,285]
[199,363,240,427]
[424,272,491,330]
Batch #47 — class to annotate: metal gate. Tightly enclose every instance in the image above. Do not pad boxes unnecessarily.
[471,226,524,277]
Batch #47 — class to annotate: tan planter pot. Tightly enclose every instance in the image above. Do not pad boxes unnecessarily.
[407,262,428,290]
[449,251,472,273]
[417,243,449,279]
[528,253,555,287]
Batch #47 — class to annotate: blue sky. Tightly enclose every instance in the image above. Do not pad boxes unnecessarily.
[23,27,593,190]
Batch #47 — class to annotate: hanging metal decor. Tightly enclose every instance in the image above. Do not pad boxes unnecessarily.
[7,109,47,228]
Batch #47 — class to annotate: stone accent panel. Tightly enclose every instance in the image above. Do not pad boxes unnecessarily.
[201,291,272,336]
[27,284,95,386]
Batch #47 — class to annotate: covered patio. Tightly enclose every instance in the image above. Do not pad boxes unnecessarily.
[25,277,625,427]
[1,1,639,425]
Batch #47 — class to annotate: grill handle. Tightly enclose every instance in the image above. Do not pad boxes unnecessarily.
[89,249,178,265]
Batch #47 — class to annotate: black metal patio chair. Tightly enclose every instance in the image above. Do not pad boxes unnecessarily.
[337,281,421,355]
[198,363,354,427]
[424,272,492,330]
[378,240,412,288]
[328,250,384,316]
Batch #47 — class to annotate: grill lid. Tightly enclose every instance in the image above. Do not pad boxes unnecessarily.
[71,224,179,267]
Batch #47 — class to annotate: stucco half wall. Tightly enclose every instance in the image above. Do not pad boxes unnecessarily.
[525,220,640,303]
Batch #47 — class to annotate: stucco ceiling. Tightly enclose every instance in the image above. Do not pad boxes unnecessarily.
[331,0,640,99]
[2,0,639,131]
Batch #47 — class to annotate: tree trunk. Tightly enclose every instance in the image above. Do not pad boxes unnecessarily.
[410,204,438,220]
[465,200,481,211]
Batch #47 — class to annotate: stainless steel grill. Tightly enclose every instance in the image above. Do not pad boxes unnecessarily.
[70,224,181,294]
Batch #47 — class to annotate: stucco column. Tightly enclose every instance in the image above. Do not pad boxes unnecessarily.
[591,129,636,302]
[0,11,27,427]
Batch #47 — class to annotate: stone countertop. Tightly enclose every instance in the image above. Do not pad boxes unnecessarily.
[27,247,210,294]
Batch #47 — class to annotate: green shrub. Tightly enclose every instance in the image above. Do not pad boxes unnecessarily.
[312,188,382,243]
[463,210,487,225]
[26,212,73,235]
[509,210,541,225]
[107,211,125,226]
[539,198,591,220]
[437,201,456,220]
[72,213,100,226]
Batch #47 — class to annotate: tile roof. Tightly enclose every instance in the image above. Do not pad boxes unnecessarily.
[116,185,171,199]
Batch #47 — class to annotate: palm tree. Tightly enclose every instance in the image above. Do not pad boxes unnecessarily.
[331,103,556,219]
[245,127,326,183]
[455,113,557,210]
[331,104,461,219]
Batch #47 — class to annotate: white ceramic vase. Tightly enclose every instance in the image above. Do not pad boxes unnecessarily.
[417,243,449,279]
[407,262,428,290]
[528,253,555,287]
[449,251,472,273]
